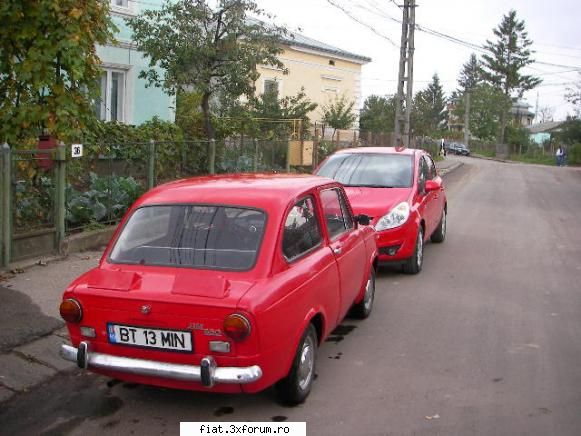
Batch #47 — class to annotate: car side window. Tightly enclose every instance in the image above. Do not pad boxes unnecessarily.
[418,157,428,193]
[320,188,352,239]
[424,155,436,180]
[282,196,322,260]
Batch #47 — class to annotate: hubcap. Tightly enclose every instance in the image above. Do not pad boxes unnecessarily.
[363,274,374,312]
[297,335,315,391]
[416,231,423,268]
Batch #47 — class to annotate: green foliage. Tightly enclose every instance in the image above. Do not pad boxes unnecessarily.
[359,95,396,134]
[127,0,287,145]
[554,119,581,145]
[0,0,116,144]
[505,125,530,147]
[67,173,143,226]
[14,176,54,231]
[412,74,447,135]
[322,95,357,138]
[481,10,541,97]
[453,84,511,141]
[458,53,482,92]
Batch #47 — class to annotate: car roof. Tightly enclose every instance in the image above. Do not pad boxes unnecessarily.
[331,146,417,156]
[136,173,337,210]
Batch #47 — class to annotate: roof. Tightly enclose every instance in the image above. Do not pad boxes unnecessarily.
[282,32,372,64]
[526,121,564,134]
[137,174,336,210]
[248,17,371,64]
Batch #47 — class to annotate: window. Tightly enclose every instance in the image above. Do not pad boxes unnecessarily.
[315,153,414,188]
[282,197,322,260]
[418,157,429,193]
[329,60,336,66]
[94,69,126,122]
[109,205,266,271]
[263,79,279,97]
[320,189,353,239]
[112,0,129,8]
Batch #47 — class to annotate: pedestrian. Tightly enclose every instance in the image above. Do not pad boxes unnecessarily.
[555,146,564,166]
[440,138,446,158]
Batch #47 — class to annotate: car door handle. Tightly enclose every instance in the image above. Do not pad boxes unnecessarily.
[332,247,342,255]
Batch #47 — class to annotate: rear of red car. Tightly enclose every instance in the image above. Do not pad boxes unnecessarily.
[59,202,274,393]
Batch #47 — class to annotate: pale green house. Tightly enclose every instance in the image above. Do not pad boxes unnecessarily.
[95,0,174,125]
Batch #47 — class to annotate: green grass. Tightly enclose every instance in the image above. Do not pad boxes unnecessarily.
[507,154,555,166]
[473,149,496,158]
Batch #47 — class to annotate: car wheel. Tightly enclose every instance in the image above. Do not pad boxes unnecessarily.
[275,324,318,405]
[351,268,376,319]
[403,227,423,274]
[430,210,446,243]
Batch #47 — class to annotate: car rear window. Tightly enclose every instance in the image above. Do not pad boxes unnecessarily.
[316,153,413,188]
[109,205,266,271]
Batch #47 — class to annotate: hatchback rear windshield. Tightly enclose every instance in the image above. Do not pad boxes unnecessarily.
[109,205,266,271]
[316,153,413,188]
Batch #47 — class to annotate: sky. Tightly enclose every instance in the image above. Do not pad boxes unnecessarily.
[253,0,581,121]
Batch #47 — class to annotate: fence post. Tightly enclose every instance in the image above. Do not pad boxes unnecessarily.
[54,142,66,254]
[1,143,12,267]
[148,140,155,190]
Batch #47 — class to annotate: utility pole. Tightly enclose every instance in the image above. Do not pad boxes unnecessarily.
[463,92,470,146]
[394,0,416,148]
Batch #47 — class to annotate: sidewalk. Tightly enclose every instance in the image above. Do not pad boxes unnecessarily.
[0,158,463,404]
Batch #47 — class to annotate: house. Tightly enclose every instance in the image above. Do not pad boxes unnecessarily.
[95,0,175,125]
[526,121,563,145]
[510,100,535,127]
[255,31,371,129]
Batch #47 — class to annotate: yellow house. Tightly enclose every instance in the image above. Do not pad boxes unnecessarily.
[256,31,371,130]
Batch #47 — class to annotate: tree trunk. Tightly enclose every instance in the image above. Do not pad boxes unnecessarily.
[201,91,216,174]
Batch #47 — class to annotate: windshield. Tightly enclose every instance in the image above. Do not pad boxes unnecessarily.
[316,153,413,188]
[109,205,266,271]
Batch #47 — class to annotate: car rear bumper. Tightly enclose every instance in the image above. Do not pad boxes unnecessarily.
[60,342,262,388]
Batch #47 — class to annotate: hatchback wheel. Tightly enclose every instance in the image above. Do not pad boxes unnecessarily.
[275,324,317,405]
[431,210,446,243]
[403,228,423,274]
[351,268,376,319]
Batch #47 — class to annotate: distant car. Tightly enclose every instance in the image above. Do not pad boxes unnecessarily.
[445,142,470,156]
[59,174,377,405]
[315,147,447,274]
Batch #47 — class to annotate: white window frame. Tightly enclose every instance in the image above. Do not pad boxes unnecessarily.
[110,0,136,17]
[95,66,132,123]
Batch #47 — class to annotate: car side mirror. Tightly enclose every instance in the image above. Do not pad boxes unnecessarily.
[355,214,371,226]
[425,180,441,193]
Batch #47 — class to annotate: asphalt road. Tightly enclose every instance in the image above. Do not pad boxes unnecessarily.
[1,157,581,436]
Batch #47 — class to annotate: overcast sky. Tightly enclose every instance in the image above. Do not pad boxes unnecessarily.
[254,0,581,121]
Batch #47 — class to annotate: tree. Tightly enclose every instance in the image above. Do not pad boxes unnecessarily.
[453,83,511,142]
[127,0,287,173]
[321,95,357,140]
[359,95,396,134]
[412,73,446,136]
[0,0,115,144]
[537,105,554,123]
[565,73,581,117]
[481,10,541,142]
[458,53,482,92]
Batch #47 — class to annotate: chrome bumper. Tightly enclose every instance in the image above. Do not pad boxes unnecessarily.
[60,342,262,388]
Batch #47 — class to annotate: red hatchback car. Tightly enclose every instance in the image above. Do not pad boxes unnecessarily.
[59,174,377,404]
[315,147,447,274]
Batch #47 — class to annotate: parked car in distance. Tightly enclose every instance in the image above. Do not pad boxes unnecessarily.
[445,142,471,156]
[315,147,447,274]
[59,174,377,405]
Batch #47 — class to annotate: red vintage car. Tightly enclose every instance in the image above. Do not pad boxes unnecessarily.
[59,174,377,404]
[315,147,447,274]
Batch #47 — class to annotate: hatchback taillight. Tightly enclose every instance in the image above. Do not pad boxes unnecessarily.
[59,298,83,323]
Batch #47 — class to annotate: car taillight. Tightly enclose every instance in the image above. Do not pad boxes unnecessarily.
[59,298,83,323]
[223,313,251,342]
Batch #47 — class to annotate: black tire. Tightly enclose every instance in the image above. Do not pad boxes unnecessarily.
[402,227,424,275]
[275,324,318,405]
[430,210,446,243]
[351,268,376,319]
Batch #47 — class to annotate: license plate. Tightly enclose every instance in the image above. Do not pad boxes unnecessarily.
[107,323,193,352]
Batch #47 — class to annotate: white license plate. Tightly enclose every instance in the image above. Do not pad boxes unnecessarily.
[107,323,193,352]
